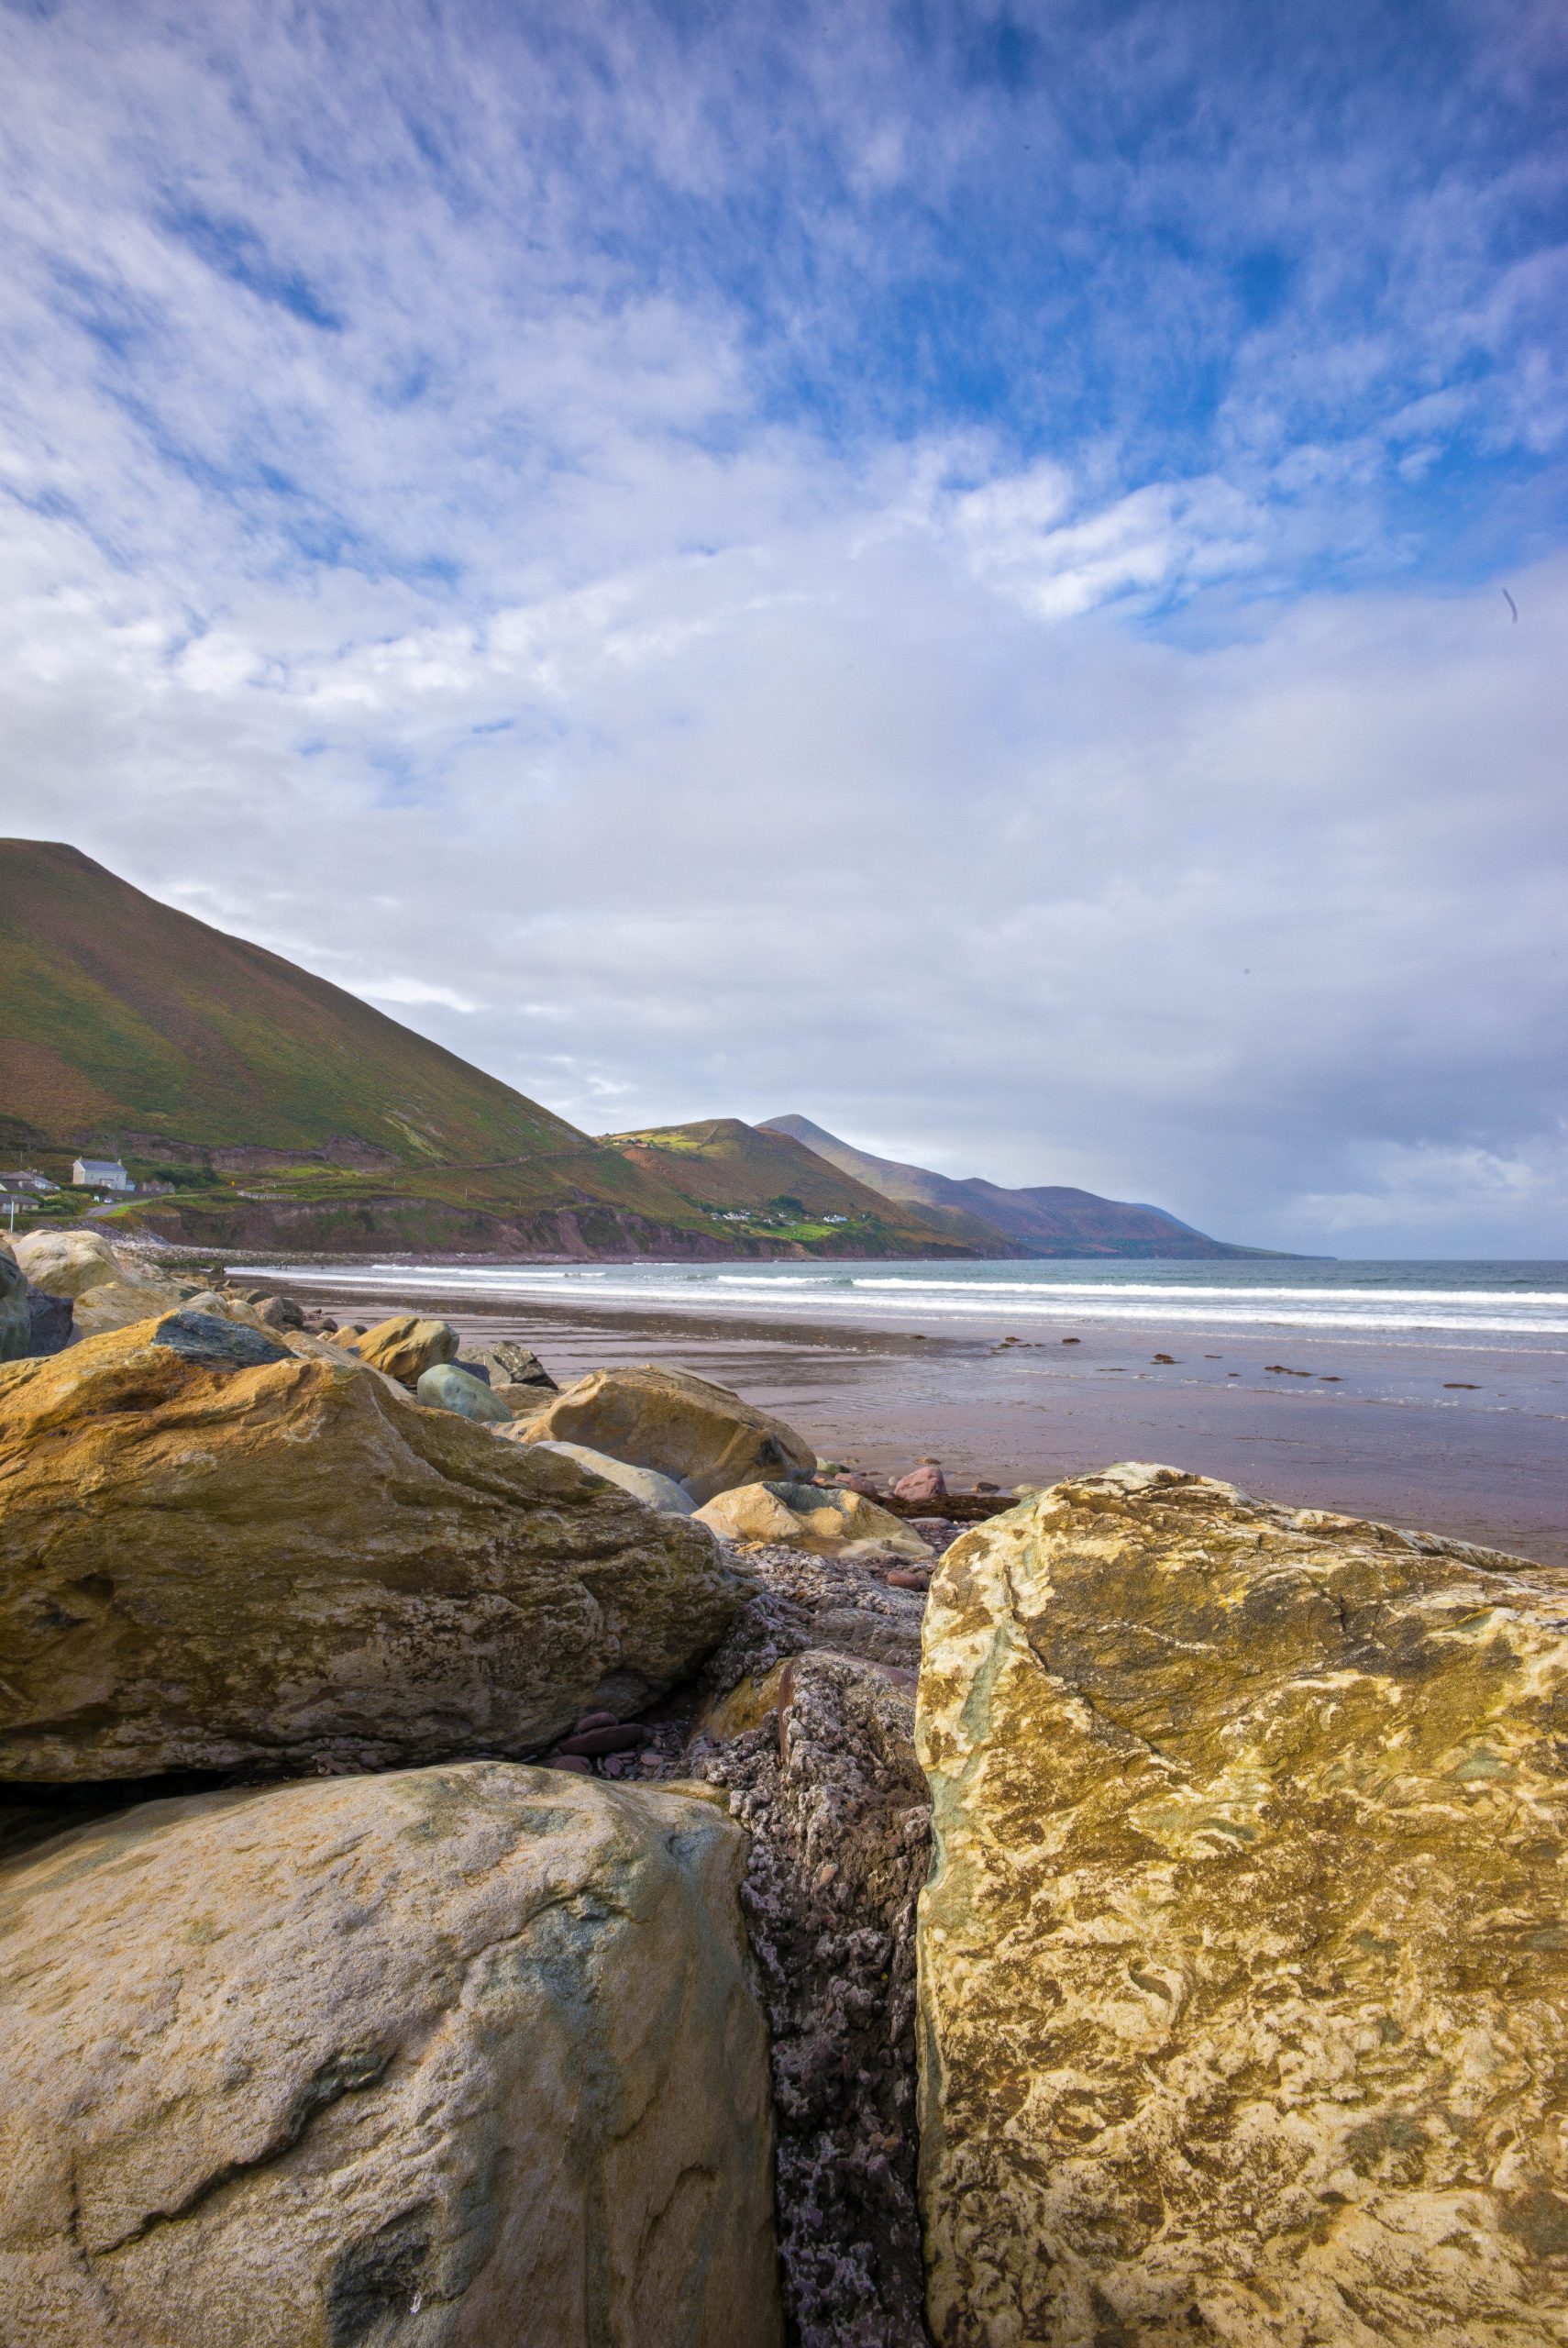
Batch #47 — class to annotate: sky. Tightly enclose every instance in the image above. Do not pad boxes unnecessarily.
[1,0,1565,1256]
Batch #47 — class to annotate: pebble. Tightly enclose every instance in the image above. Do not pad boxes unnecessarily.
[542,1754,593,1774]
[556,1722,648,1757]
[886,1569,930,1591]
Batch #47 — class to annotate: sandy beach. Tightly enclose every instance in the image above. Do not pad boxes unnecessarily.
[254,1268,1568,1569]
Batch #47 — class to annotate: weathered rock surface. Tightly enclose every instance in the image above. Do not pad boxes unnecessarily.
[692,1650,931,2347]
[0,1316,745,1779]
[0,1762,782,2348]
[696,1540,929,1689]
[69,1275,191,1336]
[415,1360,513,1423]
[697,1479,931,1560]
[344,1312,459,1385]
[9,1226,121,1298]
[917,1461,1568,2347]
[532,1439,698,1515]
[468,1338,558,1393]
[0,1248,30,1360]
[25,1287,73,1356]
[521,1362,814,1505]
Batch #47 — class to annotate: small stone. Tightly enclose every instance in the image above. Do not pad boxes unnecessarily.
[542,1753,593,1774]
[556,1723,648,1758]
[256,1295,305,1330]
[892,1464,947,1505]
[886,1569,930,1591]
[574,1711,620,1733]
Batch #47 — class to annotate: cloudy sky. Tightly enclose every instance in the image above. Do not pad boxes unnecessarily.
[2,0,1564,1254]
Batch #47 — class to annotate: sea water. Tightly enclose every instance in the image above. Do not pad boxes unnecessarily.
[239,1256,1568,1351]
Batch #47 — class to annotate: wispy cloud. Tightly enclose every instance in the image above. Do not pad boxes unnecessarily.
[0,0,1564,1250]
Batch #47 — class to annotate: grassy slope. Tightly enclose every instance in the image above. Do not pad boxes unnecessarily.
[0,844,745,1250]
[602,1118,979,1256]
[0,845,980,1259]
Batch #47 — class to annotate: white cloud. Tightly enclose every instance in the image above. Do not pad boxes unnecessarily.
[0,0,1563,1256]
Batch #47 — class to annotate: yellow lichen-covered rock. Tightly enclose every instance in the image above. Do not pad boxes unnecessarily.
[0,1314,745,1781]
[916,1462,1568,2348]
[344,1311,460,1385]
[520,1362,814,1505]
[67,1275,191,1335]
[0,1763,782,2348]
[696,1479,929,1559]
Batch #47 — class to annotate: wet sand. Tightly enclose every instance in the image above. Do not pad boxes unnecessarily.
[270,1271,1568,1569]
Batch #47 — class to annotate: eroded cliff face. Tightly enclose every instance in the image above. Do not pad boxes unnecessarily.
[916,1463,1568,2348]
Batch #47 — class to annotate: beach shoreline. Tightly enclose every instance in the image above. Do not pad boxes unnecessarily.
[248,1265,1568,1570]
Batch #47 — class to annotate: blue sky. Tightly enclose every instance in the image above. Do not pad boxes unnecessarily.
[2,0,1565,1250]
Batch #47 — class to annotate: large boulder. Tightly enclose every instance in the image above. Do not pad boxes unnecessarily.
[69,1275,191,1337]
[520,1363,814,1506]
[0,1763,782,2347]
[347,1312,459,1386]
[9,1226,122,1299]
[0,1249,29,1360]
[697,1478,930,1560]
[916,1462,1568,2347]
[0,1313,746,1780]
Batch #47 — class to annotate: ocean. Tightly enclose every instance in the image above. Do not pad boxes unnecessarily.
[240,1257,1568,1351]
[246,1254,1568,1565]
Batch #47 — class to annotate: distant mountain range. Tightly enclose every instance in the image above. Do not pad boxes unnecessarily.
[762,1114,1277,1259]
[0,841,1276,1261]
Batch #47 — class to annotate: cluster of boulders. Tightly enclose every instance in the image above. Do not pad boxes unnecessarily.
[6,1233,1568,2343]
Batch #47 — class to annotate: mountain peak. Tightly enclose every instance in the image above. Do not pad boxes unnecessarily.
[762,1114,1275,1259]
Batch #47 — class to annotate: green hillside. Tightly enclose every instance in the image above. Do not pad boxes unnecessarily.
[0,844,795,1257]
[0,840,587,1162]
[602,1118,979,1256]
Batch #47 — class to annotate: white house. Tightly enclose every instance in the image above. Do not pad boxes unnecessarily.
[72,1157,133,1192]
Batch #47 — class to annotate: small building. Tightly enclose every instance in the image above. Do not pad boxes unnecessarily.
[1,1170,59,1194]
[72,1157,133,1192]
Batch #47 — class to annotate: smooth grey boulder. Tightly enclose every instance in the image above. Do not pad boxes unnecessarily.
[532,1438,698,1515]
[25,1288,73,1357]
[0,1764,783,2347]
[0,1251,30,1360]
[416,1360,514,1423]
[150,1310,293,1372]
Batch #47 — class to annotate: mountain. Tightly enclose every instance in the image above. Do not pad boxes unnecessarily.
[761,1113,1279,1259]
[0,841,778,1258]
[600,1118,982,1257]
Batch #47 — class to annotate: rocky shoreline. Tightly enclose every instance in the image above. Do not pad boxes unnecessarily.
[6,1231,1568,2342]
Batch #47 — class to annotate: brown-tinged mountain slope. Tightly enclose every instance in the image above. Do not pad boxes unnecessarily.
[600,1118,989,1257]
[0,843,792,1257]
[762,1113,1281,1259]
